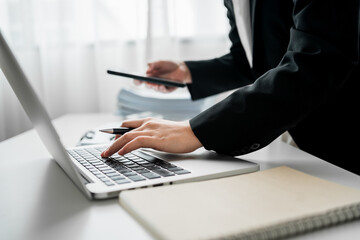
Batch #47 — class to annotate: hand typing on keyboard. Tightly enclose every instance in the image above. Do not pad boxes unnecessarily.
[101,118,202,157]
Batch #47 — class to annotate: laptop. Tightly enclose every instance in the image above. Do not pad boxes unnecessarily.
[0,31,259,200]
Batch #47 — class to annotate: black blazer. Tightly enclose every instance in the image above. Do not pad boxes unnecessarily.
[185,0,360,174]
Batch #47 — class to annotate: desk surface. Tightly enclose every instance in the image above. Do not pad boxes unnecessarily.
[1,113,359,240]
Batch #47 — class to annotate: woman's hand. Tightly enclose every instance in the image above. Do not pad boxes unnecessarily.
[101,118,202,157]
[134,61,192,93]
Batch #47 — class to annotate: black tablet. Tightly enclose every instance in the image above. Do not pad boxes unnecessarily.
[107,70,187,88]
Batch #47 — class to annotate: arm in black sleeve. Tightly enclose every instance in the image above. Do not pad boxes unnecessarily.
[190,0,359,155]
[185,0,255,100]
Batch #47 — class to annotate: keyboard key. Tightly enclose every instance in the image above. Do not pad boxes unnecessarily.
[136,161,149,165]
[106,172,122,177]
[110,175,125,181]
[119,160,131,164]
[141,172,161,179]
[128,175,146,182]
[146,165,161,170]
[92,162,105,166]
[98,176,108,181]
[158,162,173,167]
[141,163,155,167]
[95,147,107,151]
[103,181,115,186]
[173,170,191,175]
[115,179,131,185]
[97,166,111,170]
[124,153,136,157]
[167,167,184,172]
[132,151,158,162]
[102,169,116,174]
[131,158,145,163]
[123,171,138,176]
[134,168,150,174]
[113,165,128,171]
[122,161,135,165]
[126,164,138,168]
[152,169,175,177]
[130,166,146,171]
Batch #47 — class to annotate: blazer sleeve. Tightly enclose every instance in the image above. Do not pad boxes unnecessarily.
[190,0,359,156]
[185,0,255,100]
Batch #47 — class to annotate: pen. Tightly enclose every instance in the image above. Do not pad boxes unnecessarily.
[99,127,134,134]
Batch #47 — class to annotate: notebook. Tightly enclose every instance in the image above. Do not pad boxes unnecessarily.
[119,166,360,240]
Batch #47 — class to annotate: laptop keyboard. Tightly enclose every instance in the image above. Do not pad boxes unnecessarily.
[67,147,190,186]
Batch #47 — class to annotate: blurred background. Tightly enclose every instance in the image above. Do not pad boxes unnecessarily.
[0,0,231,142]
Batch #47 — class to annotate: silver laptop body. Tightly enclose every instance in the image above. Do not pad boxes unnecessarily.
[0,31,259,200]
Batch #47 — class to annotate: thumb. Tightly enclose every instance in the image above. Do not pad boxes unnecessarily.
[146,62,157,75]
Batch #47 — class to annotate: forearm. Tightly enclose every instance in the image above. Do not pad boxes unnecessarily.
[185,52,254,100]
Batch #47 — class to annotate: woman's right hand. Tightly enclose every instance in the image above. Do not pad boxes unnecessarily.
[134,61,192,93]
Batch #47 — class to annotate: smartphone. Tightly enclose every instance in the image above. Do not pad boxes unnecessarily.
[107,70,186,88]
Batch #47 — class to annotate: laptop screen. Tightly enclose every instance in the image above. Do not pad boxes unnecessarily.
[0,31,88,196]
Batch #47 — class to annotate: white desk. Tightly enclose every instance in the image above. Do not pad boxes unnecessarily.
[1,113,359,240]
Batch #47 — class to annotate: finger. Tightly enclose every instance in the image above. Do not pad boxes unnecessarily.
[165,86,177,92]
[101,131,147,157]
[147,62,154,71]
[145,82,159,89]
[118,136,154,155]
[121,118,150,129]
[146,62,158,75]
[133,79,143,85]
[146,65,153,75]
[155,84,162,92]
[146,61,167,75]
[148,61,163,71]
[159,85,175,93]
[145,82,158,87]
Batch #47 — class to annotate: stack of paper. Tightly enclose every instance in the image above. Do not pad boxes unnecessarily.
[116,86,207,120]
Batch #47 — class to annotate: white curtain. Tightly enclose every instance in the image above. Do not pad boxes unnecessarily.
[0,0,230,142]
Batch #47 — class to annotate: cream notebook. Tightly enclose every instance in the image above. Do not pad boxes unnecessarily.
[119,166,360,240]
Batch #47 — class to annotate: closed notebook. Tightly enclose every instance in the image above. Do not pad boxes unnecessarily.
[119,166,360,240]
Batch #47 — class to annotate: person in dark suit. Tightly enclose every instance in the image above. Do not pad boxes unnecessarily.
[102,0,360,175]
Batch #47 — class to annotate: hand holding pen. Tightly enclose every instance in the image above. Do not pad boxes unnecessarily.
[100,118,203,158]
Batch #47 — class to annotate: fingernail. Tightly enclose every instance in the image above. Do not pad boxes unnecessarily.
[102,150,108,157]
[118,149,124,156]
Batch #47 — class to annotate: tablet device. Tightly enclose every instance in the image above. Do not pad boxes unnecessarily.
[107,70,187,88]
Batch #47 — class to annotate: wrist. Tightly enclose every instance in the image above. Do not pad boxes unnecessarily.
[179,61,192,84]
[184,120,202,150]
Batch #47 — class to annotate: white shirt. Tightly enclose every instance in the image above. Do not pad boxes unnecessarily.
[232,0,253,67]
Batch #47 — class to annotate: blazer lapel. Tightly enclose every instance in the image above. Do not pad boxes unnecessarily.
[249,0,257,43]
